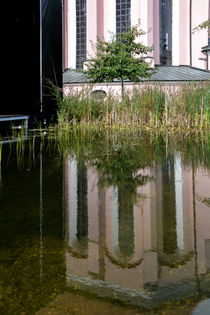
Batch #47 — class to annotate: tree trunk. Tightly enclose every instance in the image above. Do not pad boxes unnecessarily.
[121,78,125,101]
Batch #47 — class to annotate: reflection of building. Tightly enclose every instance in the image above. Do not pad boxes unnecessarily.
[64,153,210,292]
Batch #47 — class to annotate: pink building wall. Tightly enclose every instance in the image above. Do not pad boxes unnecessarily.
[179,0,190,66]
[86,0,104,59]
[86,0,98,59]
[64,0,210,70]
[63,0,69,70]
[191,0,209,69]
[153,0,160,65]
[97,0,104,40]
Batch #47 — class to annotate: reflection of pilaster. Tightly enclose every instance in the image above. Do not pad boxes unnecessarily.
[98,186,106,280]
[174,153,184,251]
[112,187,119,254]
[182,168,194,253]
[138,167,158,286]
[194,167,210,275]
[69,157,77,244]
[154,164,163,254]
[156,155,197,288]
[87,167,99,276]
[192,165,201,293]
[64,157,77,242]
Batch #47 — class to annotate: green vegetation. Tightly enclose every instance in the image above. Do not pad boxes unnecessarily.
[83,24,153,97]
[202,198,210,207]
[193,18,210,35]
[56,83,210,131]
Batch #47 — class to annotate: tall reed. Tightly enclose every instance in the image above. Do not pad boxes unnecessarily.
[57,83,209,131]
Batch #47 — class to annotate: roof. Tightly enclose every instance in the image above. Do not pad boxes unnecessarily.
[63,66,210,84]
[201,44,210,52]
[63,69,88,84]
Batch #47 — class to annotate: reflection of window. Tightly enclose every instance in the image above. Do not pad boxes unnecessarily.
[69,157,88,258]
[118,186,134,259]
[162,156,177,254]
[205,239,210,271]
[76,161,88,253]
[116,0,131,35]
[159,0,172,65]
[76,0,86,69]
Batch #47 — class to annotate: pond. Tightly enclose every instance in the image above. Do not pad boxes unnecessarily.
[0,131,210,314]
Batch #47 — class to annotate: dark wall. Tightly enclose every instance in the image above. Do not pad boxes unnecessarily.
[2,0,62,123]
[42,0,63,123]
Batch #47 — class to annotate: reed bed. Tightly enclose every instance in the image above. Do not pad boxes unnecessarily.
[45,125,210,170]
[1,127,209,189]
[56,83,210,131]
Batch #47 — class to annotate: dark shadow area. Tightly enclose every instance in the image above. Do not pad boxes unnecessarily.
[2,0,62,126]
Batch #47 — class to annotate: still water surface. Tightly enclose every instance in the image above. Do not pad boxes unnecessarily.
[0,132,210,314]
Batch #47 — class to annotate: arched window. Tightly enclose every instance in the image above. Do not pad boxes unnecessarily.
[90,90,107,99]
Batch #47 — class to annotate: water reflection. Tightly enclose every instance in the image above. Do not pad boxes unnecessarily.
[0,134,210,312]
[0,141,66,314]
[65,151,210,295]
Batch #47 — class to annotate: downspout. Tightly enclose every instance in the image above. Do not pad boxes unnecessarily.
[189,0,192,66]
[62,0,65,72]
[40,0,43,112]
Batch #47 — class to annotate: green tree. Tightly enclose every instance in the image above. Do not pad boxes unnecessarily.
[83,24,153,98]
[193,19,210,35]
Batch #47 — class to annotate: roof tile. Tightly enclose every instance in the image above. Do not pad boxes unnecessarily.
[63,66,210,84]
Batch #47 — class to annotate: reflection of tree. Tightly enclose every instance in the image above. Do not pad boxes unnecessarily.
[69,134,156,265]
[179,133,210,170]
[63,131,210,182]
[92,142,152,262]
[92,142,153,264]
[65,132,210,267]
[91,142,153,203]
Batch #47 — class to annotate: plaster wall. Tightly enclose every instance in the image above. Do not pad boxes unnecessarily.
[179,0,190,65]
[191,0,209,68]
[66,0,76,69]
[86,0,97,59]
[103,0,116,41]
[172,0,180,65]
[63,81,207,99]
